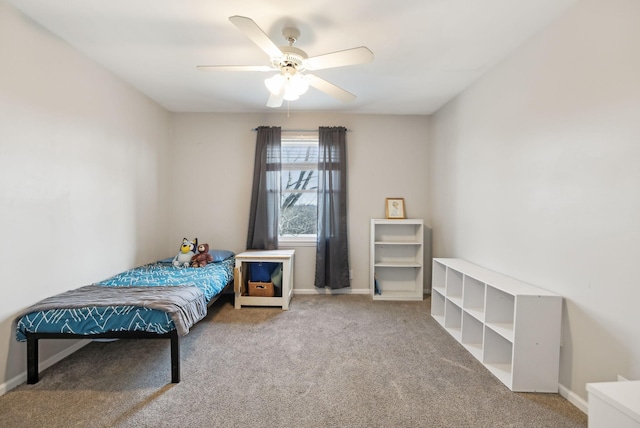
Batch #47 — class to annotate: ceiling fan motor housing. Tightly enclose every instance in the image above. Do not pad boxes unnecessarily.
[273,46,308,72]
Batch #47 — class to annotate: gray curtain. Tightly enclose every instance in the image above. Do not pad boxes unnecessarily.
[315,126,350,289]
[246,126,281,250]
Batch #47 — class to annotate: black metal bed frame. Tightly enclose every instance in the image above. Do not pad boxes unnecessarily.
[24,282,234,385]
[26,330,180,384]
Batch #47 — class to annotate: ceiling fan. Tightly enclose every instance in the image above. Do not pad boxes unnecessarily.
[197,16,374,108]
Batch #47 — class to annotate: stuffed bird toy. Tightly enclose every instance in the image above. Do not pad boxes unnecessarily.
[172,238,198,268]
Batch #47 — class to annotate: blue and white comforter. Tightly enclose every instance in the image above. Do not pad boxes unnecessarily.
[16,257,234,341]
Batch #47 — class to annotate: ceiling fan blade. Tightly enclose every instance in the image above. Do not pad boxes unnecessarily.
[229,15,283,59]
[306,74,356,103]
[266,91,284,108]
[196,65,274,72]
[305,46,374,70]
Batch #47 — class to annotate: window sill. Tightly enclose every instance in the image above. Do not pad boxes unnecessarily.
[279,238,317,248]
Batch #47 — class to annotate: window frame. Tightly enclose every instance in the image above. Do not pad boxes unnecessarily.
[279,132,318,245]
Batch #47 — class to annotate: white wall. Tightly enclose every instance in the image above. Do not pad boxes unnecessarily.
[0,3,172,389]
[170,112,430,292]
[429,0,640,404]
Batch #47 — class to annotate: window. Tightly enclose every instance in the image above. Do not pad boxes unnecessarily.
[279,132,318,242]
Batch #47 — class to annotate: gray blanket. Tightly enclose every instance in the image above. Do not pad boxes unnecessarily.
[16,285,208,336]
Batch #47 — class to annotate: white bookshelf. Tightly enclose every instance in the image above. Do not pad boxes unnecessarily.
[431,258,562,392]
[370,219,423,301]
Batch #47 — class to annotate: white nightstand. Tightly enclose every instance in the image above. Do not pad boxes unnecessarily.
[234,249,295,310]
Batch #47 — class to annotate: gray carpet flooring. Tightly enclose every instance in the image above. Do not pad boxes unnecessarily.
[0,294,587,427]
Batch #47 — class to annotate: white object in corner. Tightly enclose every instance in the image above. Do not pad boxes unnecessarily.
[587,381,640,428]
[431,258,562,392]
[370,219,424,301]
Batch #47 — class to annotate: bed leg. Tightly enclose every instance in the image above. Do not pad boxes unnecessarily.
[27,335,39,384]
[170,331,180,383]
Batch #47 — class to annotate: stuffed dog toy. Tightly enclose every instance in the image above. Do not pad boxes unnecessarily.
[172,238,198,267]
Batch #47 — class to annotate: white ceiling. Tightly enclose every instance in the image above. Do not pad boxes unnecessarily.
[7,0,576,115]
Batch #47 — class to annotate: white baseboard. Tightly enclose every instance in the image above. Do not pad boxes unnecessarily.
[558,383,588,414]
[0,339,89,396]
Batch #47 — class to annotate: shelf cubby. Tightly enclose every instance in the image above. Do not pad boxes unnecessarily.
[373,221,421,242]
[462,275,485,322]
[373,266,420,299]
[461,311,484,361]
[431,288,445,325]
[445,268,463,306]
[374,244,421,265]
[432,260,446,292]
[483,327,513,387]
[444,299,462,341]
[485,286,515,341]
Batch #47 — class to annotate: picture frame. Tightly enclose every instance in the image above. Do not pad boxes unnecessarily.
[385,198,406,219]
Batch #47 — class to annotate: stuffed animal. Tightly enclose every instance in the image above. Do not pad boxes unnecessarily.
[172,238,198,268]
[191,243,213,268]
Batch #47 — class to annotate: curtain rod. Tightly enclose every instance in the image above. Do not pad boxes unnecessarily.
[251,128,352,132]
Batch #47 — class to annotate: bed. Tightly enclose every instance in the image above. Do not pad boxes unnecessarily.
[15,251,235,384]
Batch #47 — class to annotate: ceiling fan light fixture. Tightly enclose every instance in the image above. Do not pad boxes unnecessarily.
[283,87,300,101]
[265,74,285,95]
[265,71,309,101]
[289,73,309,95]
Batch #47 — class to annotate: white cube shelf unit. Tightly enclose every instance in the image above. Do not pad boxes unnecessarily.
[370,219,423,301]
[431,258,562,392]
